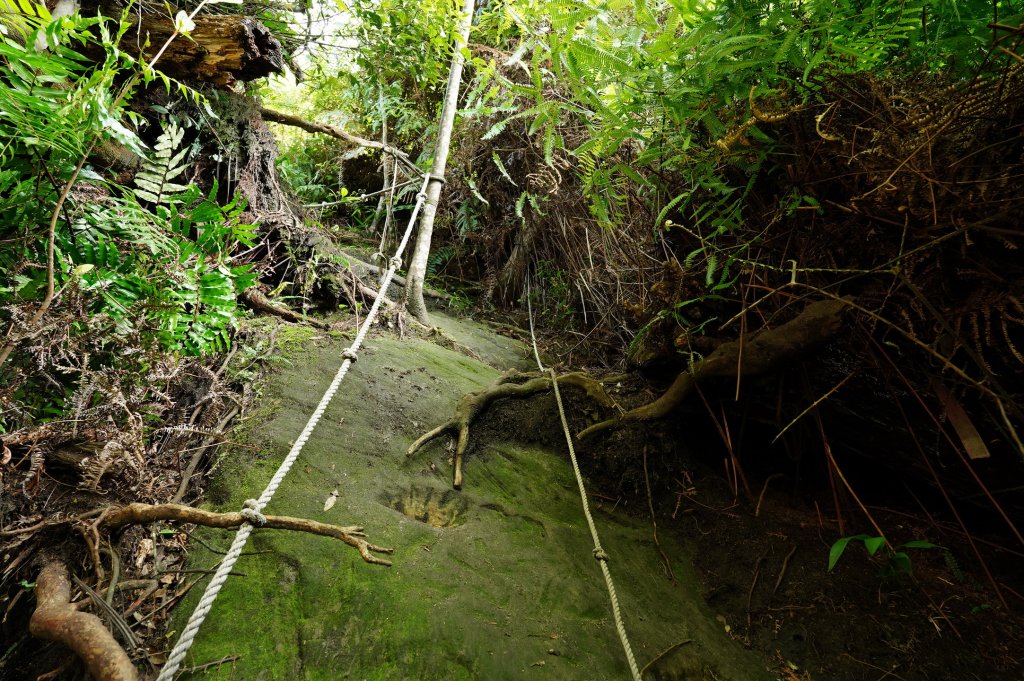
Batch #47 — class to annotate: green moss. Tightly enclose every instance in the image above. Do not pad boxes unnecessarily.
[174,315,771,681]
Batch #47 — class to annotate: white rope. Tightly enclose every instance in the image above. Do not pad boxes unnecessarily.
[549,368,642,680]
[525,275,640,680]
[525,276,545,373]
[156,172,431,681]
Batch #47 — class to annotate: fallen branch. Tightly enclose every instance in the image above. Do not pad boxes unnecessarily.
[578,298,848,439]
[240,288,329,329]
[30,561,139,681]
[260,107,419,174]
[408,371,618,489]
[338,249,449,301]
[100,503,394,566]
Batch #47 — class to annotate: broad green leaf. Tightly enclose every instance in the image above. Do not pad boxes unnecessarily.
[863,536,887,556]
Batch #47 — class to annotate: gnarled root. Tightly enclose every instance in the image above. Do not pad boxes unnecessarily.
[30,561,139,681]
[408,371,619,489]
[578,298,849,440]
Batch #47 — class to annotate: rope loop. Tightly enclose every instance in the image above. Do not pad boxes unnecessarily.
[342,348,358,363]
[388,256,402,270]
[428,173,447,186]
[416,192,427,202]
[371,251,386,263]
[593,548,610,562]
[239,499,266,526]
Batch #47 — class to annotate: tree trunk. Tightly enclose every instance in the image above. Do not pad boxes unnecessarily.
[402,0,476,325]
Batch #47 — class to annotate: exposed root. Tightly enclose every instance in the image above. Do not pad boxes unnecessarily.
[24,501,394,680]
[29,561,139,681]
[100,503,394,566]
[408,370,618,489]
[578,298,849,439]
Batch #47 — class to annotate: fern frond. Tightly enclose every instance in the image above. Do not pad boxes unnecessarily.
[134,121,190,205]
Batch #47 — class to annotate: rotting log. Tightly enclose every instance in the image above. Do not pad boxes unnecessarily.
[128,14,284,87]
[30,561,139,681]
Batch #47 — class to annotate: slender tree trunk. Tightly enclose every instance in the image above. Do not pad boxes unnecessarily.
[403,0,475,325]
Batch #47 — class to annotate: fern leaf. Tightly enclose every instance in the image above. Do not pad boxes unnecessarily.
[134,121,191,206]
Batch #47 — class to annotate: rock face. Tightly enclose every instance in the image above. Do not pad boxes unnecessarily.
[175,316,770,680]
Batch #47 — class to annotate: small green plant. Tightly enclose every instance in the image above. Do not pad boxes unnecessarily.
[828,534,943,577]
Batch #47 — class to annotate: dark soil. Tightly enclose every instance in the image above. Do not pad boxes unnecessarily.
[472,359,1024,681]
[676,470,1024,681]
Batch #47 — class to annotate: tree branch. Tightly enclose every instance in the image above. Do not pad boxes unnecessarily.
[260,107,420,174]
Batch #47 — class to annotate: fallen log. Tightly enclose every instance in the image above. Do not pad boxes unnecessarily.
[129,13,285,86]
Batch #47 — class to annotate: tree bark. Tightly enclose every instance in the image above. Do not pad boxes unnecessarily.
[129,14,284,87]
[402,0,476,325]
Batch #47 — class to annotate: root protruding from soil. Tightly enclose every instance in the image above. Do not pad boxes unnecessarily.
[30,561,140,681]
[100,503,395,566]
[408,371,618,489]
[26,502,393,681]
[411,299,848,491]
[578,298,848,439]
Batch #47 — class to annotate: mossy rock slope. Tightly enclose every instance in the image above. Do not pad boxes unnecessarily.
[176,315,771,681]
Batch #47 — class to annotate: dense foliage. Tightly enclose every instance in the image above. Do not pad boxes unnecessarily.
[0,13,255,432]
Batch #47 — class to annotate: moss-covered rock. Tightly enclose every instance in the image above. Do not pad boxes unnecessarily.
[175,315,770,680]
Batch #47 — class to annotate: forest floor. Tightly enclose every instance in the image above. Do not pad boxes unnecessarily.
[166,309,1024,681]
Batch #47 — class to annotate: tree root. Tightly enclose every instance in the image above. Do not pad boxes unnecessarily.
[26,502,393,680]
[408,371,619,489]
[99,503,394,566]
[30,561,140,681]
[578,298,848,439]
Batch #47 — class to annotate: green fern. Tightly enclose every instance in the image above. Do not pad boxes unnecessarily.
[134,121,190,205]
[426,245,455,278]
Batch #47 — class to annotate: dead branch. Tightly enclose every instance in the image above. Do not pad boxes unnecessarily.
[100,503,394,566]
[260,107,418,172]
[408,371,618,489]
[239,288,329,329]
[578,298,848,439]
[30,561,139,681]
